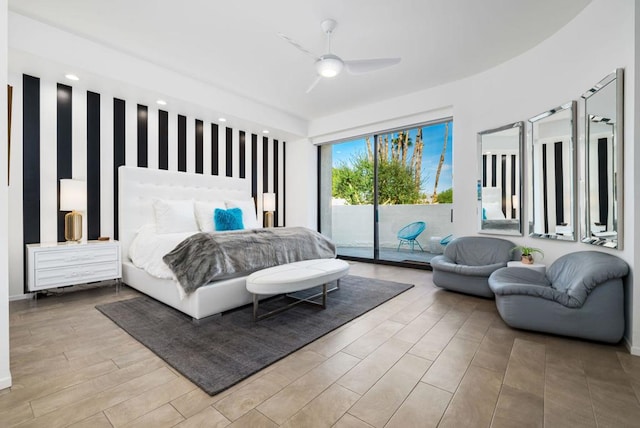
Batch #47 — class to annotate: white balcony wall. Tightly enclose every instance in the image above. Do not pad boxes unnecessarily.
[332,204,453,250]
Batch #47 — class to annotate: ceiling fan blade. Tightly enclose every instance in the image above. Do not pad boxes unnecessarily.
[277,33,319,60]
[305,76,322,94]
[344,58,401,75]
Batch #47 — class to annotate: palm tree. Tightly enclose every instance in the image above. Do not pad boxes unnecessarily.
[410,128,424,188]
[432,122,450,203]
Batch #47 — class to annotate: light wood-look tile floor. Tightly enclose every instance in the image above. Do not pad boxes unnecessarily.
[4,262,640,427]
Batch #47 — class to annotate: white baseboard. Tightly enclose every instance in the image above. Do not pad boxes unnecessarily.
[0,374,12,391]
[9,293,32,301]
[623,337,640,356]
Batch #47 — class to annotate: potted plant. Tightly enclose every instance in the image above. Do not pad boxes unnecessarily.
[511,245,544,265]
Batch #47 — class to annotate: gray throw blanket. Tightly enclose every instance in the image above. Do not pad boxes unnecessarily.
[163,227,336,295]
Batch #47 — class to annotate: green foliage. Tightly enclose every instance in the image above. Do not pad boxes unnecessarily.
[510,245,544,258]
[377,159,423,204]
[436,188,453,203]
[332,153,423,205]
[332,156,373,205]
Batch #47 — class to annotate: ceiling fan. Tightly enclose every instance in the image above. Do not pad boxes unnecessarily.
[278,19,401,93]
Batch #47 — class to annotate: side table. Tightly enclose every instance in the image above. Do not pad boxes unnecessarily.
[507,261,545,274]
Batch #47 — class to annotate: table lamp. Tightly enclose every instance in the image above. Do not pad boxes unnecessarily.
[60,179,86,242]
[263,193,276,228]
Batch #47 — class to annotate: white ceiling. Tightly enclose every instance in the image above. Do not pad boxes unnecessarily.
[9,0,591,121]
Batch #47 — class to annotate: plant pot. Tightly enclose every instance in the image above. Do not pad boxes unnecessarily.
[521,255,534,264]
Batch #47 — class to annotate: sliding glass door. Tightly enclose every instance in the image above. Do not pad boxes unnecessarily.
[320,119,453,267]
[319,138,374,259]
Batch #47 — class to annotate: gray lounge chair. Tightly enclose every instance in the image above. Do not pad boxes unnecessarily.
[488,251,629,343]
[430,236,516,298]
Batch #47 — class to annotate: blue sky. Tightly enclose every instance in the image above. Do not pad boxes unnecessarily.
[332,121,453,196]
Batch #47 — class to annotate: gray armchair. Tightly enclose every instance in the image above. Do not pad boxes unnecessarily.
[488,251,629,343]
[430,236,516,298]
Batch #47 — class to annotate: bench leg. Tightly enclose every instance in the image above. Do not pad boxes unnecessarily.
[253,282,337,321]
[322,283,327,308]
[253,293,259,321]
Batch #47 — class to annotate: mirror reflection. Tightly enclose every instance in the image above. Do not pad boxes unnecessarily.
[582,69,623,249]
[529,101,576,240]
[478,122,523,235]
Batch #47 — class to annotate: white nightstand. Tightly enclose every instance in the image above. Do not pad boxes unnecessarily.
[26,240,122,295]
[507,261,546,274]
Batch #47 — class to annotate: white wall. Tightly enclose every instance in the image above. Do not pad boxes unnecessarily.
[284,138,317,228]
[332,204,452,249]
[0,0,13,391]
[633,0,640,358]
[295,0,639,350]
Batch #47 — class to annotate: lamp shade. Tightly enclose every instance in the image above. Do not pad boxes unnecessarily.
[316,55,344,78]
[60,179,87,211]
[263,193,276,212]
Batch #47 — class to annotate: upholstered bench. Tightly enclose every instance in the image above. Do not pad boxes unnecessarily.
[246,259,350,320]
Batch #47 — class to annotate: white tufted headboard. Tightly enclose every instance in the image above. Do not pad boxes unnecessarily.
[118,166,251,261]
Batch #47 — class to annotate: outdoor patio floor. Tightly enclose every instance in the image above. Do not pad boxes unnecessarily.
[338,246,438,264]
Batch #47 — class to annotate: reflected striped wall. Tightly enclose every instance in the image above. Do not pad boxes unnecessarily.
[17,74,286,285]
[481,151,518,219]
[532,140,570,235]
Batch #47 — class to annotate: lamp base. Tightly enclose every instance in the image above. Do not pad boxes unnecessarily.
[64,211,83,242]
[264,211,274,228]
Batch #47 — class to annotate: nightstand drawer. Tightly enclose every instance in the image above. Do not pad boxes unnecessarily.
[35,245,119,270]
[33,261,121,290]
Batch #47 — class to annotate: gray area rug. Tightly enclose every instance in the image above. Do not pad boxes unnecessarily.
[95,275,413,395]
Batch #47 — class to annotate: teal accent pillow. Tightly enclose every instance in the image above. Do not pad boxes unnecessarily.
[214,208,244,231]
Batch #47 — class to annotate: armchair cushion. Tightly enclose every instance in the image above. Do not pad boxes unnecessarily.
[547,251,629,306]
[431,236,516,298]
[443,236,515,266]
[488,250,629,343]
[432,256,507,277]
[489,268,577,307]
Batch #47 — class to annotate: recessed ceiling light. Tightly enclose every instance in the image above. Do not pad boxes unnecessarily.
[218,117,227,122]
[65,74,80,81]
[262,130,270,134]
[156,99,167,106]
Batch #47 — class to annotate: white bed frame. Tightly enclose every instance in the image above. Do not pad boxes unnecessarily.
[118,166,259,319]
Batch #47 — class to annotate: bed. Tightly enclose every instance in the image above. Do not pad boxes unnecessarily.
[119,166,269,319]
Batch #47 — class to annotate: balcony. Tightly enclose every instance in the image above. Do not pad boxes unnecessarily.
[329,203,454,265]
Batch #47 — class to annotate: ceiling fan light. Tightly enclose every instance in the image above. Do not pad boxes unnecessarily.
[316,55,344,78]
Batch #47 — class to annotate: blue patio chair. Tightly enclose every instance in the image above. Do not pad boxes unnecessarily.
[397,221,426,252]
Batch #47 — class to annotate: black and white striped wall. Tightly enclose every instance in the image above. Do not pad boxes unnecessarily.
[481,151,519,219]
[588,136,614,231]
[9,73,286,294]
[531,140,571,234]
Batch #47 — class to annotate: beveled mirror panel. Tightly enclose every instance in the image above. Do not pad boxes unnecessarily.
[529,101,577,240]
[581,69,623,249]
[478,122,523,235]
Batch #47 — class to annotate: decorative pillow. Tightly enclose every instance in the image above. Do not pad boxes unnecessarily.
[225,198,259,229]
[214,208,244,231]
[194,200,226,232]
[483,202,506,220]
[152,199,198,234]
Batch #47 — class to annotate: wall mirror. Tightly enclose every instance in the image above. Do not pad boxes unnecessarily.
[529,101,577,240]
[581,69,624,249]
[478,122,523,235]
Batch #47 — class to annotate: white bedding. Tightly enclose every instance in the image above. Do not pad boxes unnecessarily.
[128,224,194,280]
[119,166,261,319]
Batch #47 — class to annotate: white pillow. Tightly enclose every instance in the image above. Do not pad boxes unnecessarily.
[152,199,198,234]
[194,200,226,232]
[225,198,259,229]
[484,202,506,220]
